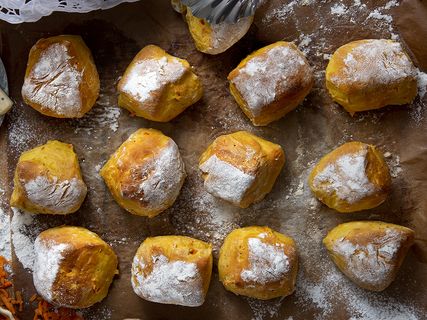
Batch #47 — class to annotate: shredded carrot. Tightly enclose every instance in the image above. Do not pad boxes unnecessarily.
[33,299,84,320]
[0,256,22,320]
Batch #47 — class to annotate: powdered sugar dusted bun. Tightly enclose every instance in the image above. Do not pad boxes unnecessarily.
[131,235,213,306]
[33,226,118,308]
[100,128,186,217]
[10,140,87,215]
[326,39,417,114]
[308,141,391,213]
[117,45,203,122]
[228,41,314,126]
[218,226,298,300]
[185,9,253,55]
[199,131,285,208]
[22,35,99,118]
[323,221,414,291]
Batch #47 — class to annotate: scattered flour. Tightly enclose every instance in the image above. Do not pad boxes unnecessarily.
[120,56,185,105]
[33,238,69,301]
[0,208,11,261]
[230,45,311,116]
[330,3,347,15]
[131,254,204,307]
[21,43,83,117]
[416,69,427,99]
[241,237,289,284]
[199,154,255,205]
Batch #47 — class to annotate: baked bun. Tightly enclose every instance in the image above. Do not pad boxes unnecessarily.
[185,9,253,55]
[117,45,203,122]
[33,226,118,308]
[308,141,391,213]
[218,226,298,300]
[326,39,418,114]
[228,41,314,126]
[323,221,414,291]
[22,35,100,118]
[10,140,87,215]
[199,131,285,208]
[131,235,213,307]
[100,128,186,217]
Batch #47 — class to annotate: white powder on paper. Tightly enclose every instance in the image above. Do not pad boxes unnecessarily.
[131,254,204,307]
[416,69,427,99]
[121,57,185,105]
[332,40,417,86]
[332,228,404,286]
[199,155,255,205]
[241,237,289,284]
[0,208,11,261]
[21,43,83,117]
[24,176,87,214]
[312,148,376,204]
[10,208,39,271]
[331,3,347,15]
[231,45,311,115]
[33,238,69,301]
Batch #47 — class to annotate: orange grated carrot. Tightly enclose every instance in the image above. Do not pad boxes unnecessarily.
[33,299,84,320]
[0,256,22,320]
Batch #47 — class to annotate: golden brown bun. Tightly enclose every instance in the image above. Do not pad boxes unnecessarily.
[185,9,253,55]
[323,221,414,291]
[117,45,203,122]
[22,35,100,118]
[33,226,118,308]
[326,39,417,114]
[308,141,391,213]
[10,140,87,215]
[228,41,314,126]
[218,226,298,300]
[100,128,186,217]
[131,235,213,307]
[199,131,285,208]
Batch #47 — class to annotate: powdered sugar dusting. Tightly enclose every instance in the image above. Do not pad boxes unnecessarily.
[241,237,289,284]
[131,254,204,307]
[231,45,310,115]
[33,237,69,301]
[121,56,185,105]
[332,228,404,286]
[22,43,83,117]
[313,148,377,204]
[0,208,11,261]
[199,155,255,205]
[416,69,427,99]
[23,176,87,214]
[331,40,417,86]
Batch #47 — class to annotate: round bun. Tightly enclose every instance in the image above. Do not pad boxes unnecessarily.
[22,35,100,118]
[185,9,253,55]
[228,41,314,126]
[117,45,203,122]
[323,221,414,291]
[131,235,213,307]
[326,39,417,114]
[10,140,87,215]
[309,141,391,213]
[199,131,285,208]
[33,226,118,308]
[100,128,186,217]
[218,226,298,300]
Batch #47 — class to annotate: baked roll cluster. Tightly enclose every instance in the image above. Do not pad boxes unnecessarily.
[101,128,186,217]
[22,35,99,118]
[326,39,418,114]
[218,226,298,299]
[117,45,203,122]
[171,0,253,55]
[323,221,414,291]
[199,131,285,208]
[309,141,391,213]
[33,226,118,308]
[131,235,213,306]
[228,41,314,126]
[10,140,87,215]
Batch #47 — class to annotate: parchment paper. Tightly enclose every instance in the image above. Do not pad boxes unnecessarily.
[0,0,426,319]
